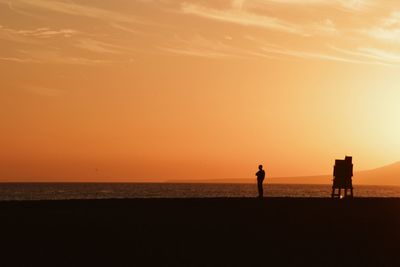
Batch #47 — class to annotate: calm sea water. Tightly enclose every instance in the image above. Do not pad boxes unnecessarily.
[0,183,400,201]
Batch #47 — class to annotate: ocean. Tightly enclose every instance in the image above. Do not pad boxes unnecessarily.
[1,183,400,200]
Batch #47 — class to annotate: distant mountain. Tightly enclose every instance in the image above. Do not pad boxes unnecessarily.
[356,161,400,186]
[166,162,400,186]
[166,176,330,185]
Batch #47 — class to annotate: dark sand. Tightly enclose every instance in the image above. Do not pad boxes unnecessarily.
[2,198,400,266]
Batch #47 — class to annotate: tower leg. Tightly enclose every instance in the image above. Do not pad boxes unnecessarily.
[350,188,353,198]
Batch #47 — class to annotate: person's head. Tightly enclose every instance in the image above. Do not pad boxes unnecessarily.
[258,165,263,170]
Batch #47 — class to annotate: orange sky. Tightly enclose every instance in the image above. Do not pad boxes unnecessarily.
[1,0,400,182]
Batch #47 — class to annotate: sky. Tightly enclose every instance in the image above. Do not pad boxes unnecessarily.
[1,0,400,182]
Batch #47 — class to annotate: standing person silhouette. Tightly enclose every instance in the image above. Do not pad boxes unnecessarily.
[256,165,265,198]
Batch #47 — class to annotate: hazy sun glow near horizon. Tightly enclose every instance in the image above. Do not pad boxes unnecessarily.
[1,0,400,182]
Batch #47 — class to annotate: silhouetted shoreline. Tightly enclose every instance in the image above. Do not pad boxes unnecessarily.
[2,198,400,266]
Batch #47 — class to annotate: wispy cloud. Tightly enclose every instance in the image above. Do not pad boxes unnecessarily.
[255,0,371,10]
[0,25,77,38]
[357,47,400,63]
[180,3,305,36]
[159,29,400,66]
[159,34,249,58]
[0,57,40,63]
[260,45,373,65]
[25,49,121,65]
[52,57,116,66]
[160,47,235,58]
[158,33,372,65]
[0,24,133,65]
[1,48,123,66]
[1,0,398,67]
[180,2,339,37]
[5,0,138,23]
[75,39,128,54]
[364,12,400,43]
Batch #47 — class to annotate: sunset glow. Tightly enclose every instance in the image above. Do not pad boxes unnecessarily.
[1,0,400,182]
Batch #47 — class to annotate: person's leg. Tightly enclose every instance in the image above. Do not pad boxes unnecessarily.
[258,181,263,198]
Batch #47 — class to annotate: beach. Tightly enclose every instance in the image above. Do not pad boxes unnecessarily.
[2,198,400,266]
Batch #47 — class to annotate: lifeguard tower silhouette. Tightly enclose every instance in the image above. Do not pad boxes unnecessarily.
[331,156,353,198]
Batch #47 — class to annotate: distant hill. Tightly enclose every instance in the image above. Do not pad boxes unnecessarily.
[166,176,330,185]
[355,161,400,186]
[166,162,400,186]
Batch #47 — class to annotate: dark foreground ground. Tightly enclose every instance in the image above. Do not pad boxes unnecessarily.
[2,198,400,267]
